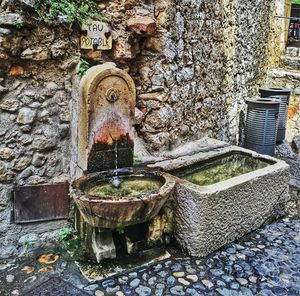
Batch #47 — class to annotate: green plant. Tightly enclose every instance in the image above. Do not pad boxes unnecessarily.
[22,239,34,250]
[58,227,74,241]
[133,154,143,164]
[34,0,107,24]
[168,138,176,151]
[13,8,23,29]
[66,237,89,260]
[56,226,90,261]
[77,58,90,77]
[15,8,23,14]
[116,226,125,235]
[13,21,23,29]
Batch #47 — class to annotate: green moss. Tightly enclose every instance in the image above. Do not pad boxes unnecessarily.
[86,178,162,200]
[184,154,269,186]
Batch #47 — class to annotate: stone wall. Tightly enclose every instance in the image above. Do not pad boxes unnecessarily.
[228,0,275,145]
[0,1,80,257]
[0,0,276,257]
[132,0,228,152]
[130,0,275,152]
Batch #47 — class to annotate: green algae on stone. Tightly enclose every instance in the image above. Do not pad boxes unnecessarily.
[184,153,270,186]
[86,178,162,200]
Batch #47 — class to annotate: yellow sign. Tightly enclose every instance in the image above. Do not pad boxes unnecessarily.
[80,21,112,50]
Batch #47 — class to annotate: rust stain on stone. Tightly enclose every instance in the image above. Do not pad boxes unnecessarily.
[21,266,35,274]
[9,66,24,76]
[93,117,131,146]
[288,105,298,119]
[38,266,54,273]
[37,253,59,265]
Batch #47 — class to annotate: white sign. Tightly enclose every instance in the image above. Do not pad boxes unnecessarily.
[80,21,112,50]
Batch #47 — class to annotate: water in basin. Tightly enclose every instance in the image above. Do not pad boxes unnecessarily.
[176,153,273,186]
[86,178,162,200]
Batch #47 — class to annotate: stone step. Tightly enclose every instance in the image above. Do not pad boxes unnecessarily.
[269,67,300,82]
[267,68,300,106]
[285,46,300,58]
[280,56,300,71]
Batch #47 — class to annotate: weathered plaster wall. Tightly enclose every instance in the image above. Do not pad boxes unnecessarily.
[268,0,291,68]
[0,0,276,258]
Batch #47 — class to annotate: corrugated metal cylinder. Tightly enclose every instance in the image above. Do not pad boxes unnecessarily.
[269,95,289,142]
[259,86,291,100]
[259,87,291,143]
[245,98,280,156]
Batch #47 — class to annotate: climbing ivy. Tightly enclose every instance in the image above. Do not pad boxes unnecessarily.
[77,58,90,77]
[34,0,107,24]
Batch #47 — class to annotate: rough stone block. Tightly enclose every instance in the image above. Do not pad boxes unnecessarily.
[293,133,300,153]
[0,148,14,160]
[21,47,50,61]
[153,145,290,257]
[113,38,136,61]
[294,87,300,95]
[127,16,157,36]
[31,136,56,151]
[13,156,32,172]
[0,13,32,27]
[0,85,8,94]
[8,0,36,9]
[0,99,19,112]
[286,47,299,58]
[32,153,46,167]
[0,162,14,182]
[134,107,145,125]
[17,107,36,125]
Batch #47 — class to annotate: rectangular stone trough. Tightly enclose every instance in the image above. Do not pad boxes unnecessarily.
[151,145,290,257]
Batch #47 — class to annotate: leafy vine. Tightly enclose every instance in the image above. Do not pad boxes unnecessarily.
[34,0,107,25]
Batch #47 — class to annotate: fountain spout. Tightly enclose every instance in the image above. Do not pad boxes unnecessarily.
[111,176,121,188]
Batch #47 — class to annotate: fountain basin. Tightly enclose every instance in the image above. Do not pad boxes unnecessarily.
[72,170,175,229]
[151,145,290,257]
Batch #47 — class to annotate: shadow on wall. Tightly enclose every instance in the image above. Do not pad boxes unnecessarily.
[238,110,246,147]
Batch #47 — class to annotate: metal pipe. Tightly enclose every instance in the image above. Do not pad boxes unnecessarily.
[275,15,300,21]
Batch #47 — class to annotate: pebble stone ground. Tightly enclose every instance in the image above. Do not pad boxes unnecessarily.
[90,218,300,296]
[0,218,299,296]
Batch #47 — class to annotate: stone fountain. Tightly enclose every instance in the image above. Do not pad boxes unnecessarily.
[71,63,175,262]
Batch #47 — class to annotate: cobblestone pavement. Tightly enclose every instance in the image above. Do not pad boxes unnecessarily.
[0,218,299,296]
[91,218,300,296]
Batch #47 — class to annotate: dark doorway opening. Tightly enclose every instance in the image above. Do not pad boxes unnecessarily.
[288,4,300,46]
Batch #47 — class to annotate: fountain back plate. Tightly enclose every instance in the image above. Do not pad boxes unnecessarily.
[77,63,136,174]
